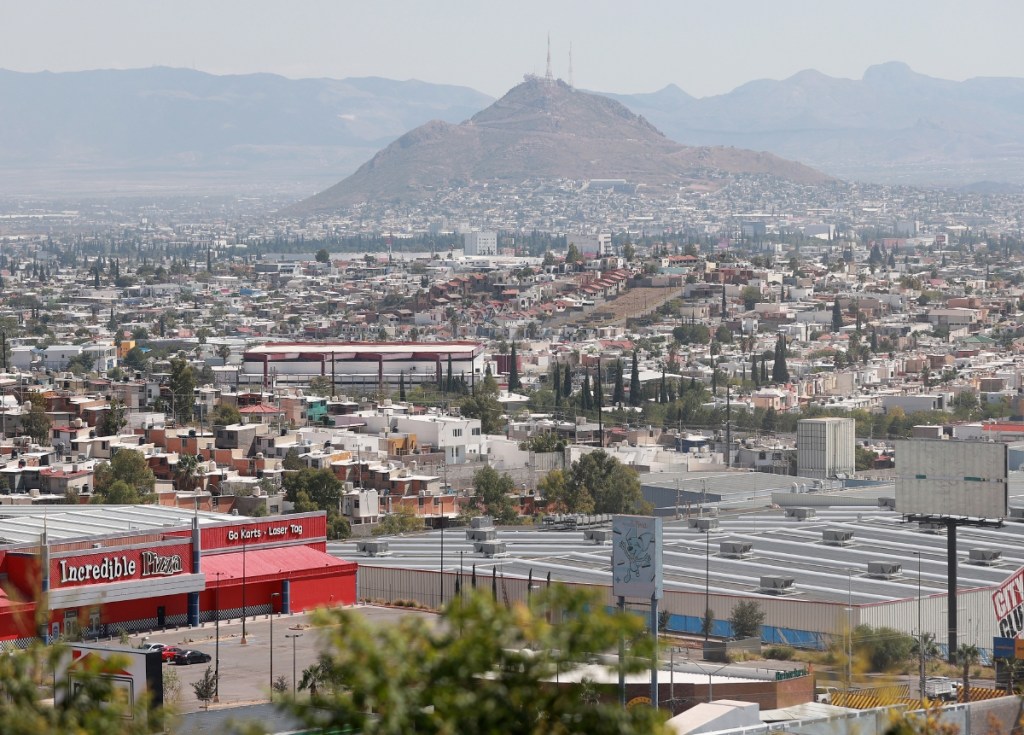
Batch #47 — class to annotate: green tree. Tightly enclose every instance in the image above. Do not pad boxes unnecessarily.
[307,375,333,397]
[192,665,218,710]
[538,468,594,514]
[372,506,424,537]
[282,448,304,471]
[771,334,789,384]
[729,600,765,639]
[701,608,716,638]
[628,351,641,406]
[832,298,843,332]
[209,403,242,426]
[277,586,668,735]
[283,468,342,515]
[168,356,196,423]
[507,342,521,390]
[958,643,980,702]
[459,372,504,435]
[92,449,157,503]
[565,242,582,264]
[21,399,51,446]
[174,452,203,493]
[469,466,518,524]
[315,248,330,263]
[612,359,625,405]
[740,286,762,310]
[568,451,648,515]
[851,624,915,672]
[91,480,150,505]
[99,398,127,437]
[672,323,711,345]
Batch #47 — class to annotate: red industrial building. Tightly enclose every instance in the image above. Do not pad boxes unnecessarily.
[0,507,356,645]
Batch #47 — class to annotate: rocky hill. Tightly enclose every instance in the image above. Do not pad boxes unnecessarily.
[295,78,829,212]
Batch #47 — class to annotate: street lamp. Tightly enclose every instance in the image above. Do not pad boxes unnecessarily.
[286,633,303,698]
[270,592,280,698]
[214,571,223,703]
[914,552,925,701]
[241,535,248,644]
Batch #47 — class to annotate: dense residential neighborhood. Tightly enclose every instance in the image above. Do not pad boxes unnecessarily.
[0,179,1023,534]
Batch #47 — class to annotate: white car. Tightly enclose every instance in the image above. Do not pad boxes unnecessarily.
[139,642,168,653]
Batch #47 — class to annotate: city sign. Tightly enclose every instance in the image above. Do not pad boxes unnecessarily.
[895,439,1008,519]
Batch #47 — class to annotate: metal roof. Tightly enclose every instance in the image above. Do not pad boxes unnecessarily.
[332,472,1024,606]
[0,506,225,545]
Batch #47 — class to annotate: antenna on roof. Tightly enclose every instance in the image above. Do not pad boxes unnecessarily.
[568,42,573,89]
[545,33,553,83]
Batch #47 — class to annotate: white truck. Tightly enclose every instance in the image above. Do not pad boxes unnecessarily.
[924,677,961,701]
[814,686,838,704]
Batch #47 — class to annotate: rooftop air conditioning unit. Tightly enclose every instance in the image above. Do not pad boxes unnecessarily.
[919,522,946,534]
[786,507,815,521]
[823,530,854,546]
[719,541,753,559]
[695,517,719,533]
[968,549,1002,566]
[758,576,796,595]
[356,540,391,557]
[1009,507,1024,522]
[470,516,494,530]
[474,541,509,558]
[867,561,902,579]
[466,528,497,542]
[584,529,612,545]
[878,497,896,510]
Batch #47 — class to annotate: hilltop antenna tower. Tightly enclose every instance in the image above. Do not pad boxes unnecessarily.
[545,34,553,83]
[568,42,574,88]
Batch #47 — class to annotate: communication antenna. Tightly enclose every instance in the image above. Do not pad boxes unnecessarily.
[568,42,574,88]
[545,33,553,83]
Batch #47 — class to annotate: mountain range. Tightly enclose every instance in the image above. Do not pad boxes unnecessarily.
[4,63,1024,195]
[605,62,1024,187]
[0,67,491,195]
[295,78,828,212]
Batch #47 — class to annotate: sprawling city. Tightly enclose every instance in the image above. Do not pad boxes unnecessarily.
[3,3,1024,734]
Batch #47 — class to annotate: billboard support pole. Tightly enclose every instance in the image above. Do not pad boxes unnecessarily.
[650,595,659,708]
[618,596,626,708]
[947,519,958,663]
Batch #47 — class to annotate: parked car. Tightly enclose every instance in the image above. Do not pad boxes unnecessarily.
[160,646,185,663]
[139,642,167,653]
[173,650,212,666]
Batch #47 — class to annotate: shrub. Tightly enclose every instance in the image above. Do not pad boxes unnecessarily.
[764,645,795,661]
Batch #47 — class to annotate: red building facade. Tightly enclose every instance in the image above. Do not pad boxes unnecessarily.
[0,511,356,645]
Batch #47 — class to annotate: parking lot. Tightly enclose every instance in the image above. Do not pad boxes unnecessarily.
[130,605,434,714]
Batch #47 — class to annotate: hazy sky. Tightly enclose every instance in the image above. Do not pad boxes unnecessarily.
[3,0,1024,98]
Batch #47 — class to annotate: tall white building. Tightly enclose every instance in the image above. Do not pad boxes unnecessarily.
[797,417,855,479]
[464,231,497,256]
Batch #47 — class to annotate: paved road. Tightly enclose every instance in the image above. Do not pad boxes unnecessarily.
[129,605,433,718]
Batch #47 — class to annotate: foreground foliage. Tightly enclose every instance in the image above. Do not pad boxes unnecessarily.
[280,586,670,735]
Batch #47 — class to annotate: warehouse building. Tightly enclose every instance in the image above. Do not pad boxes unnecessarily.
[241,341,487,390]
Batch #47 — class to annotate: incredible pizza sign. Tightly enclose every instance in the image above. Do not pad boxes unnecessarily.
[52,544,192,588]
[993,566,1024,638]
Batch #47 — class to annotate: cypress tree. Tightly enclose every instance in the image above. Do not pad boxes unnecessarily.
[580,371,592,411]
[629,351,641,406]
[772,334,790,384]
[659,368,668,404]
[562,362,571,400]
[399,371,406,401]
[832,298,843,332]
[612,359,625,405]
[508,342,521,390]
[554,363,562,407]
[595,368,603,410]
[446,354,453,394]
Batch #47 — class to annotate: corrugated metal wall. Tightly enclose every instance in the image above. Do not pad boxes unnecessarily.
[357,566,996,650]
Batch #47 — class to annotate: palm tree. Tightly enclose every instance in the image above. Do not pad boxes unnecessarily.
[175,453,202,494]
[957,643,980,703]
